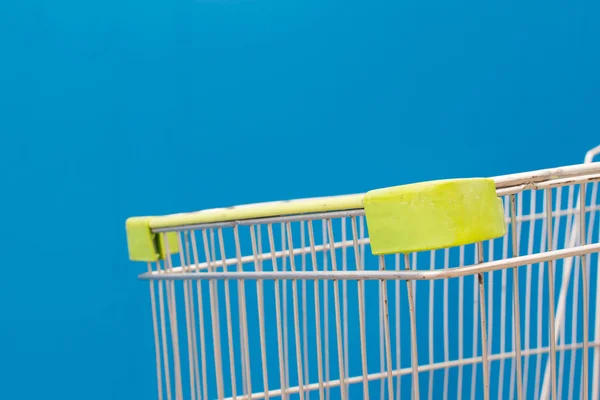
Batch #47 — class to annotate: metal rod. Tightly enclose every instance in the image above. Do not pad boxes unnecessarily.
[498,208,508,400]
[249,226,271,400]
[177,233,197,400]
[151,205,600,275]
[184,233,202,400]
[405,253,420,400]
[307,221,326,400]
[139,242,600,282]
[201,230,225,400]
[395,253,401,400]
[301,221,310,389]
[217,229,239,400]
[326,219,348,400]
[566,186,579,400]
[580,183,590,400]
[148,262,164,400]
[341,218,349,381]
[545,190,558,400]
[281,224,290,393]
[554,187,567,400]
[477,242,490,400]
[285,223,307,400]
[232,226,253,397]
[190,232,209,400]
[351,217,370,400]
[322,222,330,400]
[149,162,600,232]
[429,251,436,400]
[379,256,395,400]
[457,246,465,400]
[266,224,289,400]
[156,261,173,400]
[443,248,450,400]
[510,195,524,400]
[163,237,184,400]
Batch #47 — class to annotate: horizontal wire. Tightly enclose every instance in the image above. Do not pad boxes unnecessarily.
[223,340,600,400]
[157,238,369,274]
[152,210,364,233]
[151,164,600,233]
[146,204,600,276]
[141,242,600,281]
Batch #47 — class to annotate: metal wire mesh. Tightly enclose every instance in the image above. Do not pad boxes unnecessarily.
[139,176,600,400]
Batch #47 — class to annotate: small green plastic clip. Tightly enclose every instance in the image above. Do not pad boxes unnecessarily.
[126,217,179,262]
[364,178,506,255]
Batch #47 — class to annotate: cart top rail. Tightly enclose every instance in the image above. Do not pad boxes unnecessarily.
[141,162,600,232]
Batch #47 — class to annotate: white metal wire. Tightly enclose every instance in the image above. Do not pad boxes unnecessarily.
[137,151,600,400]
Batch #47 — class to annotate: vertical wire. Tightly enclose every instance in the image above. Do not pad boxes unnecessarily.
[471,246,480,400]
[301,221,310,392]
[490,231,509,399]
[428,251,435,400]
[580,183,590,400]
[395,253,401,400]
[248,226,271,400]
[200,230,225,400]
[360,216,366,272]
[341,218,349,380]
[546,189,558,400]
[510,192,523,400]
[256,224,270,397]
[325,220,348,399]
[148,262,164,400]
[510,194,524,400]
[585,181,600,400]
[231,227,253,397]
[567,259,580,400]
[210,231,227,399]
[552,187,567,399]
[566,186,580,400]
[322,222,330,400]
[380,259,385,400]
[177,233,197,400]
[488,240,494,358]
[190,232,209,400]
[593,186,600,400]
[281,223,290,392]
[572,181,597,399]
[379,256,395,400]
[405,253,420,400]
[443,248,450,400]
[523,190,537,399]
[534,189,548,400]
[360,215,367,397]
[498,199,509,400]
[217,229,238,400]
[477,242,490,400]
[184,233,202,400]
[350,217,370,400]
[457,246,465,399]
[307,221,326,400]
[163,236,184,400]
[266,224,289,400]
[286,222,307,400]
[412,253,417,309]
[157,260,173,400]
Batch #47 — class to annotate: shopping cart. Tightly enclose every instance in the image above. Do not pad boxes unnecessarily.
[126,146,600,400]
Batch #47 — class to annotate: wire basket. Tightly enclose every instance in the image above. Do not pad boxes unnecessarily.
[126,146,600,400]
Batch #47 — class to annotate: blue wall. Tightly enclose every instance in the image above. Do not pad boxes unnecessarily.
[1,0,599,398]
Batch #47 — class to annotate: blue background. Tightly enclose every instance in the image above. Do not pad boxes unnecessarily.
[1,0,599,399]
